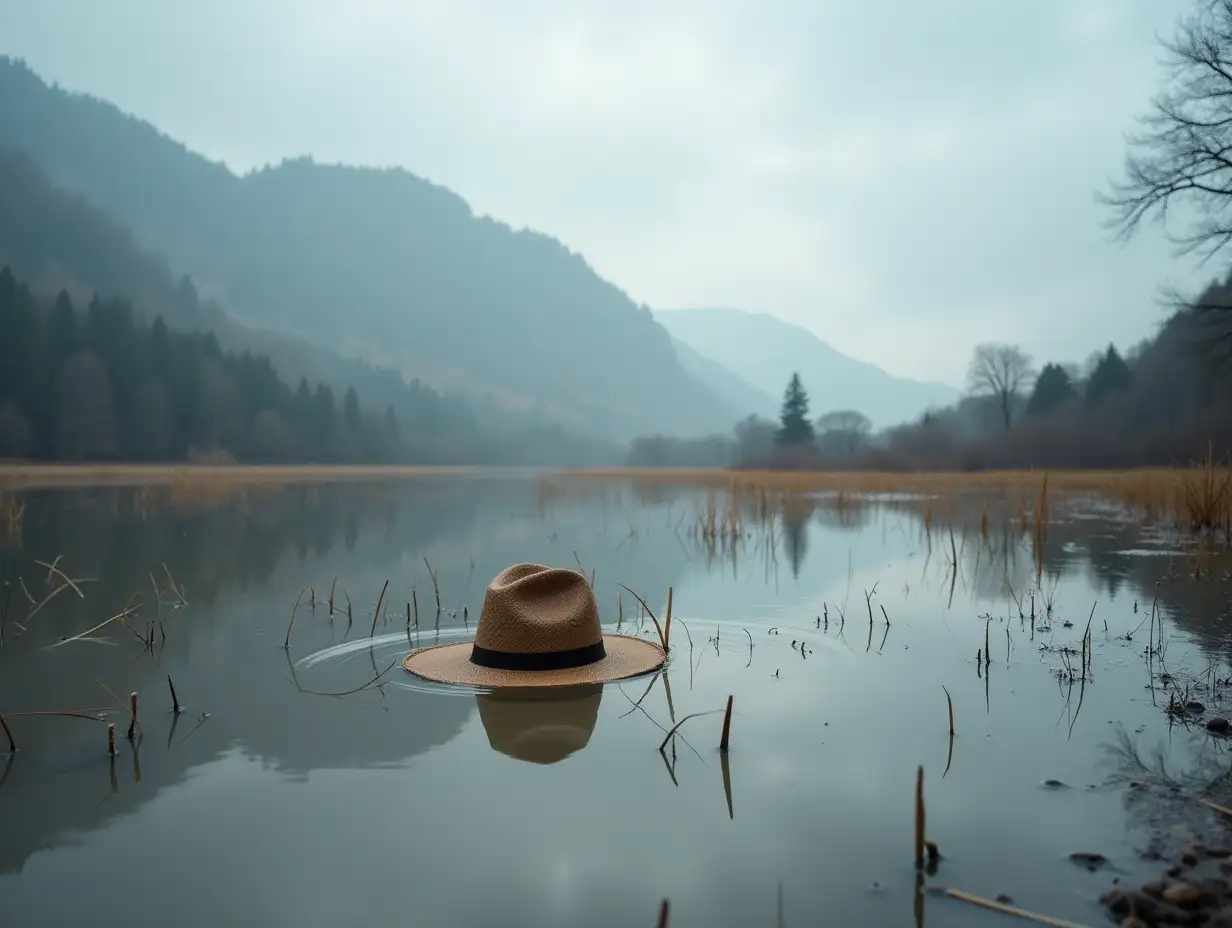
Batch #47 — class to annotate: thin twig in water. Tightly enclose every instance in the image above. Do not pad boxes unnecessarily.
[943,685,955,736]
[284,589,305,649]
[294,659,400,697]
[167,675,183,714]
[34,559,88,599]
[0,714,14,752]
[719,695,733,751]
[658,709,723,752]
[944,888,1093,928]
[617,584,667,652]
[370,579,389,637]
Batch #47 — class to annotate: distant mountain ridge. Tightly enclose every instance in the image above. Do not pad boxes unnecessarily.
[0,57,734,441]
[656,308,960,429]
[667,336,778,424]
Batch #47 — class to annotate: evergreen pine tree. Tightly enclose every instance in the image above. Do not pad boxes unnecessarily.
[776,373,815,445]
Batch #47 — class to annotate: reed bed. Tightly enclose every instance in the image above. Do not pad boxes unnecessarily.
[546,464,1232,555]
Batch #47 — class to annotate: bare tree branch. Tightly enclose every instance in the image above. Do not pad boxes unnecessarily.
[967,344,1033,431]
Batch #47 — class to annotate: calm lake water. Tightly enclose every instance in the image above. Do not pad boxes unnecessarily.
[1,473,1231,927]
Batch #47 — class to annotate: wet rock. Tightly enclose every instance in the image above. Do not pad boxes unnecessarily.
[1073,851,1110,871]
[1101,888,1189,925]
[1207,717,1231,734]
[1162,881,1207,907]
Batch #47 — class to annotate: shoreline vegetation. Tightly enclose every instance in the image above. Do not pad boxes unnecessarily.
[0,463,497,491]
[1,462,1227,535]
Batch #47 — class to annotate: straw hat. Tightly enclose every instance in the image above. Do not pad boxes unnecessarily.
[476,683,602,764]
[403,563,665,687]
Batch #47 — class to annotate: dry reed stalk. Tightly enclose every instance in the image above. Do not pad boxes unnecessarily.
[370,579,389,637]
[412,589,418,628]
[0,714,14,752]
[984,620,990,668]
[1199,797,1232,818]
[328,577,336,615]
[1082,602,1096,675]
[943,888,1093,928]
[942,686,954,736]
[127,692,138,740]
[658,709,723,752]
[914,765,925,869]
[617,592,623,629]
[167,675,182,714]
[107,723,116,756]
[26,579,74,621]
[719,695,733,751]
[284,589,305,649]
[424,557,441,612]
[657,899,670,928]
[664,587,673,652]
[47,605,140,649]
[35,558,86,599]
[617,584,667,652]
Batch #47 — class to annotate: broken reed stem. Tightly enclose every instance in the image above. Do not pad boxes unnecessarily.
[943,685,955,736]
[127,692,138,740]
[424,557,441,612]
[370,579,389,637]
[328,577,337,615]
[617,584,668,652]
[107,723,116,756]
[412,589,419,627]
[167,675,182,714]
[914,765,926,869]
[284,588,305,649]
[719,695,733,751]
[984,620,991,668]
[0,713,15,752]
[657,899,670,928]
[664,587,673,653]
[1082,602,1096,675]
[880,604,891,626]
[658,709,723,752]
[944,888,1093,928]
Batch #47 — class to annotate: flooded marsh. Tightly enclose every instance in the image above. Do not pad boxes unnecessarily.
[1,471,1231,927]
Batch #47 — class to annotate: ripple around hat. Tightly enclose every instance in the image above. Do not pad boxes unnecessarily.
[403,563,666,687]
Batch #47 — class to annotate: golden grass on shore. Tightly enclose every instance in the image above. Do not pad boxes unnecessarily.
[550,466,1232,535]
[0,463,497,492]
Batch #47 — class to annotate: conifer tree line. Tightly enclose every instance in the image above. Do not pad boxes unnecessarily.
[0,266,405,463]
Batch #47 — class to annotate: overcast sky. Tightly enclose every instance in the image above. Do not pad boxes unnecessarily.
[0,0,1215,387]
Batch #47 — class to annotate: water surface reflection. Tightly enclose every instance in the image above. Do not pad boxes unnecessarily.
[0,475,1229,927]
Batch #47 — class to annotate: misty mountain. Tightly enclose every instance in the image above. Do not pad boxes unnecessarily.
[656,308,960,429]
[0,57,733,442]
[0,144,475,449]
[668,336,777,422]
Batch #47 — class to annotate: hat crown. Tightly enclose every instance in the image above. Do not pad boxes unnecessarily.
[474,564,602,655]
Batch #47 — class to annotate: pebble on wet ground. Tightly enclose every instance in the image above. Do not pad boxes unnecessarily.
[1101,843,1232,927]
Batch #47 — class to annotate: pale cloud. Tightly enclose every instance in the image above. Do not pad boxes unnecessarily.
[0,0,1211,386]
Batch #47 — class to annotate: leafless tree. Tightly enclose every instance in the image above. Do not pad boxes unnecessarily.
[816,409,872,455]
[1101,1,1232,353]
[967,344,1033,431]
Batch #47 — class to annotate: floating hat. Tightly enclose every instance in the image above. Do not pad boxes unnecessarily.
[476,683,603,764]
[402,563,665,687]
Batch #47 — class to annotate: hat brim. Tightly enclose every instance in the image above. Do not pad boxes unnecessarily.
[403,634,665,688]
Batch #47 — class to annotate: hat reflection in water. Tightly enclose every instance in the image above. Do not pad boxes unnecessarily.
[402,563,666,687]
[476,683,602,765]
